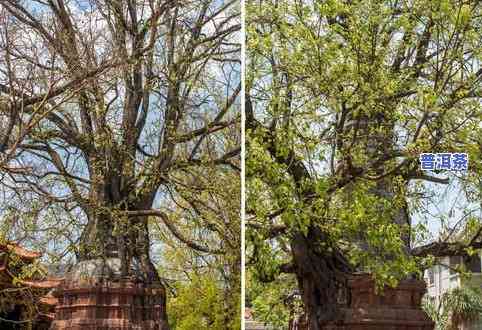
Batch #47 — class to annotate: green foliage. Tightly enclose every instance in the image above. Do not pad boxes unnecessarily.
[247,272,301,329]
[423,287,482,330]
[0,1,240,327]
[168,274,239,330]
[247,0,482,320]
[443,287,482,329]
[155,161,241,329]
[422,296,449,330]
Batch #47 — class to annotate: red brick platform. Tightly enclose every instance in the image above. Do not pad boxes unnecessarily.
[322,275,434,330]
[50,279,165,330]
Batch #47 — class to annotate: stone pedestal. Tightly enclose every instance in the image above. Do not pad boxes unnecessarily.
[49,259,165,330]
[50,280,164,330]
[322,275,434,330]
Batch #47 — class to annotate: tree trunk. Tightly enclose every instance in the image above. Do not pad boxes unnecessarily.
[291,227,352,330]
[77,206,170,329]
[292,113,410,329]
[78,211,162,277]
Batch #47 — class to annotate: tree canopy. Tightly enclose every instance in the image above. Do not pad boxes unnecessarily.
[0,0,240,328]
[246,0,482,328]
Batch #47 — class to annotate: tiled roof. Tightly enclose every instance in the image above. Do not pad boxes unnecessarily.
[0,241,61,317]
[19,278,63,289]
[0,243,42,261]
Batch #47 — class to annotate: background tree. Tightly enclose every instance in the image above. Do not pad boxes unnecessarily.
[153,140,241,329]
[246,0,482,328]
[423,287,482,330]
[0,0,240,328]
[156,157,241,329]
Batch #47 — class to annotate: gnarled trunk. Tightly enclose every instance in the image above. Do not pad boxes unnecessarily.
[75,202,170,329]
[291,227,352,330]
[78,208,164,277]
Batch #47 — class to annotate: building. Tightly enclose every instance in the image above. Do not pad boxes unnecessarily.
[0,242,61,329]
[424,253,482,330]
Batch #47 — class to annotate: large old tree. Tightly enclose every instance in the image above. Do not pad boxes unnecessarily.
[247,0,482,329]
[0,0,239,328]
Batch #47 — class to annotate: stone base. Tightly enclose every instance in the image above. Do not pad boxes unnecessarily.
[322,275,434,330]
[50,279,165,330]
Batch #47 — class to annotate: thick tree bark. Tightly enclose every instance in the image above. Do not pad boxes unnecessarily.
[75,177,170,328]
[78,211,170,330]
[79,210,160,279]
[291,227,352,330]
[248,96,353,328]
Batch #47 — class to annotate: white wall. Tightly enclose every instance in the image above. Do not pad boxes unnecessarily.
[425,256,461,306]
[424,254,482,330]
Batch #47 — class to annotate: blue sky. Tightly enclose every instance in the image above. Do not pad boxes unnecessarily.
[411,170,479,246]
